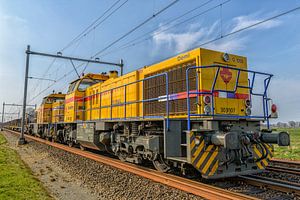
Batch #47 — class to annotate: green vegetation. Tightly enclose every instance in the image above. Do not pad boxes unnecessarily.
[0,133,52,200]
[274,128,300,160]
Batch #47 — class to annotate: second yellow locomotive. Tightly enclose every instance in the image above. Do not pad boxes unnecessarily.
[34,47,290,179]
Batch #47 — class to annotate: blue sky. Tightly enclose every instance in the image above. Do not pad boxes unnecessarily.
[0,0,300,122]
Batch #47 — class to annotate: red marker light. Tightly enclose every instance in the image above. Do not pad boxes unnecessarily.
[203,95,211,104]
[271,104,277,113]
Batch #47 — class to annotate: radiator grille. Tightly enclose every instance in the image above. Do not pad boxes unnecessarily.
[144,60,197,116]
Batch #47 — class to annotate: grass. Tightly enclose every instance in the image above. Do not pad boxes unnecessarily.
[0,133,53,200]
[273,128,300,160]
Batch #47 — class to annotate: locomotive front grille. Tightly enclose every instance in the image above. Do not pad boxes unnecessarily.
[144,60,197,116]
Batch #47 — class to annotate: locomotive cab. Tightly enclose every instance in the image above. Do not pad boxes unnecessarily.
[35,92,66,138]
[64,73,109,122]
[37,92,66,124]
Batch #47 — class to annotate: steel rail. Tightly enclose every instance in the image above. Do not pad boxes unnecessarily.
[271,158,300,168]
[267,159,300,175]
[266,165,300,175]
[239,175,300,196]
[4,129,256,200]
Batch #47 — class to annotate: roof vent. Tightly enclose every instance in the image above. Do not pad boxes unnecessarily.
[109,70,118,78]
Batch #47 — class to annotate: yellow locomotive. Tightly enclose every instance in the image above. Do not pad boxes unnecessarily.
[35,47,290,179]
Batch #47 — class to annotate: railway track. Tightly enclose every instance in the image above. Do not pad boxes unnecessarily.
[239,174,300,196]
[238,159,300,196]
[265,159,300,175]
[271,158,300,168]
[3,129,257,200]
[266,165,300,175]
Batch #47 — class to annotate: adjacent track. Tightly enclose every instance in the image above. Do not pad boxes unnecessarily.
[266,159,300,175]
[239,158,300,195]
[271,158,300,168]
[266,165,300,175]
[4,129,257,200]
[239,174,300,196]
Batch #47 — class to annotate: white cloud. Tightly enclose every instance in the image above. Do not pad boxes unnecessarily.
[203,36,248,52]
[1,15,27,24]
[231,14,281,32]
[152,24,205,52]
[152,12,282,54]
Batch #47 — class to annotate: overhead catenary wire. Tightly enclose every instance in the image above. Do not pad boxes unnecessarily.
[27,0,129,104]
[99,0,222,57]
[28,0,214,95]
[28,62,87,103]
[28,3,300,105]
[60,0,128,52]
[92,0,180,58]
[29,58,57,97]
[99,3,300,59]
[194,5,300,49]
[28,0,180,103]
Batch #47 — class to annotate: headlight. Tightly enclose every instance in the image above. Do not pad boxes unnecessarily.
[245,107,251,116]
[204,105,211,114]
[245,99,251,107]
[194,137,201,146]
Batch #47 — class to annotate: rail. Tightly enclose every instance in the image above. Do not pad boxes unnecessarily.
[239,174,300,195]
[186,65,273,130]
[271,158,300,168]
[268,158,300,175]
[4,129,257,200]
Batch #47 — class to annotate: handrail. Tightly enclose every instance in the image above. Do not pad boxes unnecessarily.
[74,72,170,130]
[186,65,273,130]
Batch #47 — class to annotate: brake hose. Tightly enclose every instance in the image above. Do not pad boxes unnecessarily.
[255,140,269,162]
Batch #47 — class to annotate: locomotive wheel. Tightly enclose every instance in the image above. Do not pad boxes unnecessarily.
[153,154,170,173]
[79,144,86,151]
[68,141,74,147]
[118,152,127,162]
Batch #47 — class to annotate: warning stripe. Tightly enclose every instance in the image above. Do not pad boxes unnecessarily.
[199,146,217,172]
[201,147,219,174]
[190,131,194,140]
[190,131,195,150]
[190,132,220,177]
[196,145,214,169]
[261,143,272,160]
[191,139,195,150]
[191,140,205,163]
[208,160,219,176]
[191,136,204,157]
[253,145,268,168]
[265,144,274,158]
[253,146,264,169]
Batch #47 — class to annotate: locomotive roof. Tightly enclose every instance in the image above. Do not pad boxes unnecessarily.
[69,73,109,84]
[43,93,66,99]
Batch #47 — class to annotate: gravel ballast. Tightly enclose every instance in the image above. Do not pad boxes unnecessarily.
[2,131,203,200]
[3,131,299,200]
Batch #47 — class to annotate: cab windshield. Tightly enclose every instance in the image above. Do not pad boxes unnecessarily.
[42,97,52,104]
[67,81,77,93]
[78,78,101,91]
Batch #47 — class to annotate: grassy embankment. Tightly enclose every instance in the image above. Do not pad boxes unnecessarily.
[273,128,300,160]
[0,132,52,200]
